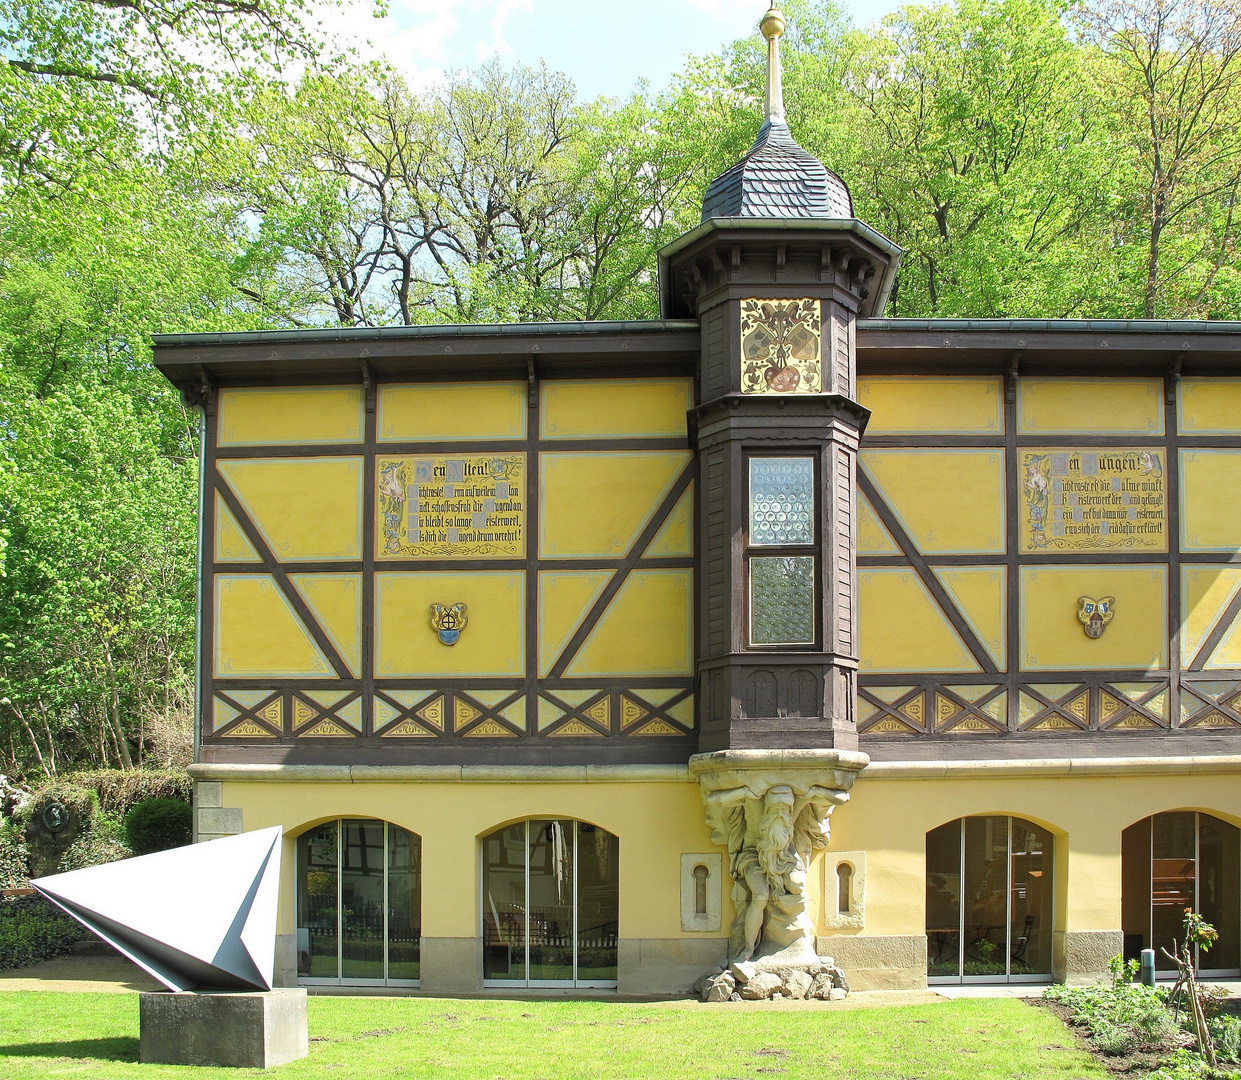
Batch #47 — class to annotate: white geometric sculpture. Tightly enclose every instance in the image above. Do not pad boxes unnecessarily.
[31,826,282,993]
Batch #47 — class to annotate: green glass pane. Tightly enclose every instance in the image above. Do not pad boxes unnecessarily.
[387,825,421,980]
[749,457,814,546]
[296,822,338,979]
[750,556,815,644]
[483,823,527,981]
[341,819,385,980]
[576,821,618,982]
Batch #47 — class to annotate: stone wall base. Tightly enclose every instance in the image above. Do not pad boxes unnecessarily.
[616,938,729,996]
[816,934,928,990]
[420,937,482,993]
[139,989,308,1069]
[1057,930,1122,985]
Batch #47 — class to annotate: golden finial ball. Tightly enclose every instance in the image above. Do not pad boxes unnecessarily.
[760,6,786,41]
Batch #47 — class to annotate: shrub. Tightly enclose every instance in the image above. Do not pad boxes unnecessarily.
[0,822,29,889]
[1148,1047,1241,1080]
[0,896,84,971]
[1045,973,1178,1054]
[81,770,191,819]
[123,797,192,855]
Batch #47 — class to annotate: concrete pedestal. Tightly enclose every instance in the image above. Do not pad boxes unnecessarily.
[139,988,309,1068]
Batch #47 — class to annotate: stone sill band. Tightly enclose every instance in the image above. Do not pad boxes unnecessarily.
[188,755,1241,784]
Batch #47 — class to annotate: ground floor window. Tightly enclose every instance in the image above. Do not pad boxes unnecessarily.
[1122,811,1241,976]
[483,819,619,988]
[296,819,421,985]
[926,815,1053,983]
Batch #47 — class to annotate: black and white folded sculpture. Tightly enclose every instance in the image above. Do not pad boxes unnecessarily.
[31,826,282,992]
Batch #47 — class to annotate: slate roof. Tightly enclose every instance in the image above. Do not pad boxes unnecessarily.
[700,118,853,222]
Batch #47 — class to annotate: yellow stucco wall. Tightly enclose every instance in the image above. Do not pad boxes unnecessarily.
[220,778,726,942]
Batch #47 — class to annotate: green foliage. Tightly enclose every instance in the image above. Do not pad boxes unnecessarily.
[1044,963,1178,1054]
[1150,1047,1241,1080]
[0,896,82,971]
[122,797,191,855]
[81,771,191,819]
[0,822,28,889]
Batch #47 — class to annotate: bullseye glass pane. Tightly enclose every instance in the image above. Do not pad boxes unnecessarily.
[750,556,815,644]
[749,457,815,546]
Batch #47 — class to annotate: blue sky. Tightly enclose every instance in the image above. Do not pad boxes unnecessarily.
[321,0,907,98]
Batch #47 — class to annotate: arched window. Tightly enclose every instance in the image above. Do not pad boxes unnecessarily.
[1122,811,1240,976]
[925,816,1053,983]
[295,819,421,986]
[482,819,619,988]
[837,862,853,915]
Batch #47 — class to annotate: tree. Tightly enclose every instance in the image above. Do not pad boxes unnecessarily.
[1079,0,1241,316]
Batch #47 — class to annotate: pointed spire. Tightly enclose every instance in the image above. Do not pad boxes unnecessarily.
[761,6,786,125]
[698,4,853,221]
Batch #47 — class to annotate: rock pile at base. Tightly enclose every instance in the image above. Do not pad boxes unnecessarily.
[698,958,850,1002]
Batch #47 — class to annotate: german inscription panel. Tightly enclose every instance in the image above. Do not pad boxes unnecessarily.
[377,453,526,559]
[1020,448,1167,553]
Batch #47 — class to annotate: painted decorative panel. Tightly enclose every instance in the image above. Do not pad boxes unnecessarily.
[1181,451,1241,551]
[1017,378,1163,435]
[378,382,526,442]
[214,576,333,679]
[376,454,525,559]
[1179,379,1241,434]
[1182,566,1241,669]
[217,458,362,561]
[931,567,1006,669]
[857,377,1003,434]
[566,569,693,677]
[858,570,980,674]
[861,450,1006,554]
[1019,566,1167,671]
[1019,448,1167,553]
[738,298,822,394]
[539,451,689,558]
[217,387,363,446]
[540,379,691,439]
[374,571,525,677]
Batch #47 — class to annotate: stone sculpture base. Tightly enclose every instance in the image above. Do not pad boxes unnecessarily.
[698,957,850,1002]
[139,988,309,1068]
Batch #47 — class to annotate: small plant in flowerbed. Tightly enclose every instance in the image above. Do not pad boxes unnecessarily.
[1045,913,1241,1078]
[1044,955,1183,1062]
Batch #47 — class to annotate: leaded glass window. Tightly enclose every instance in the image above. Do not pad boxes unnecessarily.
[747,455,817,646]
[749,457,814,546]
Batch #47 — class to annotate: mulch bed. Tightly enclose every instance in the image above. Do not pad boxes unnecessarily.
[1031,997,1193,1076]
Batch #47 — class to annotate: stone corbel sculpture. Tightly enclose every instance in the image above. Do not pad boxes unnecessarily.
[690,749,868,970]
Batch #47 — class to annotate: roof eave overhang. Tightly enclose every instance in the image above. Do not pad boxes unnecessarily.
[658,216,904,319]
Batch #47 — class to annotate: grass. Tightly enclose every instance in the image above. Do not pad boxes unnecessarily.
[0,991,1107,1079]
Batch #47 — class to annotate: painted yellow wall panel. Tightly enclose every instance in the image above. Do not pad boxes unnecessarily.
[857,492,899,555]
[214,575,332,678]
[857,377,1003,434]
[538,571,612,677]
[1017,378,1164,434]
[1181,566,1241,665]
[933,567,1006,668]
[567,569,692,677]
[1207,616,1241,668]
[218,458,362,561]
[540,451,690,559]
[858,569,980,673]
[540,379,691,439]
[214,493,259,562]
[375,571,524,677]
[644,485,693,557]
[378,382,526,442]
[1020,565,1167,670]
[1179,378,1241,434]
[225,771,1241,946]
[1181,451,1241,550]
[861,450,1006,554]
[289,574,362,677]
[217,387,363,446]
[229,778,721,941]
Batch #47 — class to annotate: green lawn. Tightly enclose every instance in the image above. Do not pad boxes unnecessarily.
[0,992,1106,1079]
